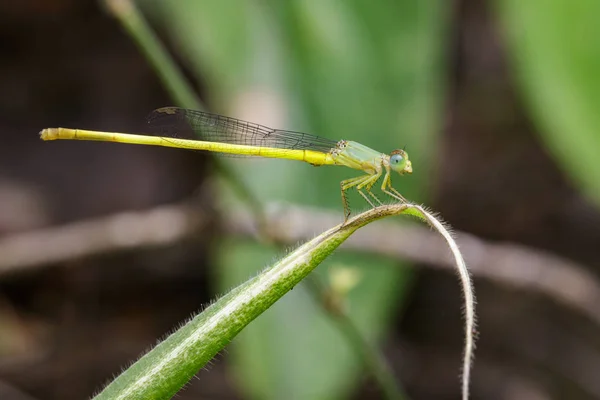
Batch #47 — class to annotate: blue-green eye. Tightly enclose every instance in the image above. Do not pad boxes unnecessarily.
[390,154,404,165]
[389,149,412,174]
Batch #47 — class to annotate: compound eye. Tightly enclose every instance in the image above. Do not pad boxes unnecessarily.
[390,153,404,165]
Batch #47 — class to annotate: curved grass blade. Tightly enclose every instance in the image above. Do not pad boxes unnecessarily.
[93,203,475,400]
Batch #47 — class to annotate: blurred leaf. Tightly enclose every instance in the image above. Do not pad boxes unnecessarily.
[141,0,448,398]
[141,0,254,103]
[495,0,600,205]
[271,0,447,205]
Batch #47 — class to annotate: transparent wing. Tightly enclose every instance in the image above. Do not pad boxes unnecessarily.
[146,107,338,153]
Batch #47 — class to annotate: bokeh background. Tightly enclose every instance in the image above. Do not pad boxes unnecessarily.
[1,0,600,399]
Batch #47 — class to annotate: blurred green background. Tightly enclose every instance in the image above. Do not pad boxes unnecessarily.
[1,0,600,399]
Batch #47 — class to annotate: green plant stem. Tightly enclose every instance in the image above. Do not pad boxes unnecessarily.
[104,0,202,109]
[102,0,267,230]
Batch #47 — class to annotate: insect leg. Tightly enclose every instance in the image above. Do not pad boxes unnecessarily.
[357,173,384,206]
[381,170,407,202]
[340,174,373,222]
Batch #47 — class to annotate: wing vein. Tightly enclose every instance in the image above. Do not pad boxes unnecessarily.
[146,107,337,156]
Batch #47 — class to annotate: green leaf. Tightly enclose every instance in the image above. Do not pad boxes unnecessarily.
[495,0,600,205]
[93,205,422,400]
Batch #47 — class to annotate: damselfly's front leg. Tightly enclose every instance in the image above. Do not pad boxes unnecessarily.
[381,170,407,202]
[340,170,382,223]
[340,175,372,222]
